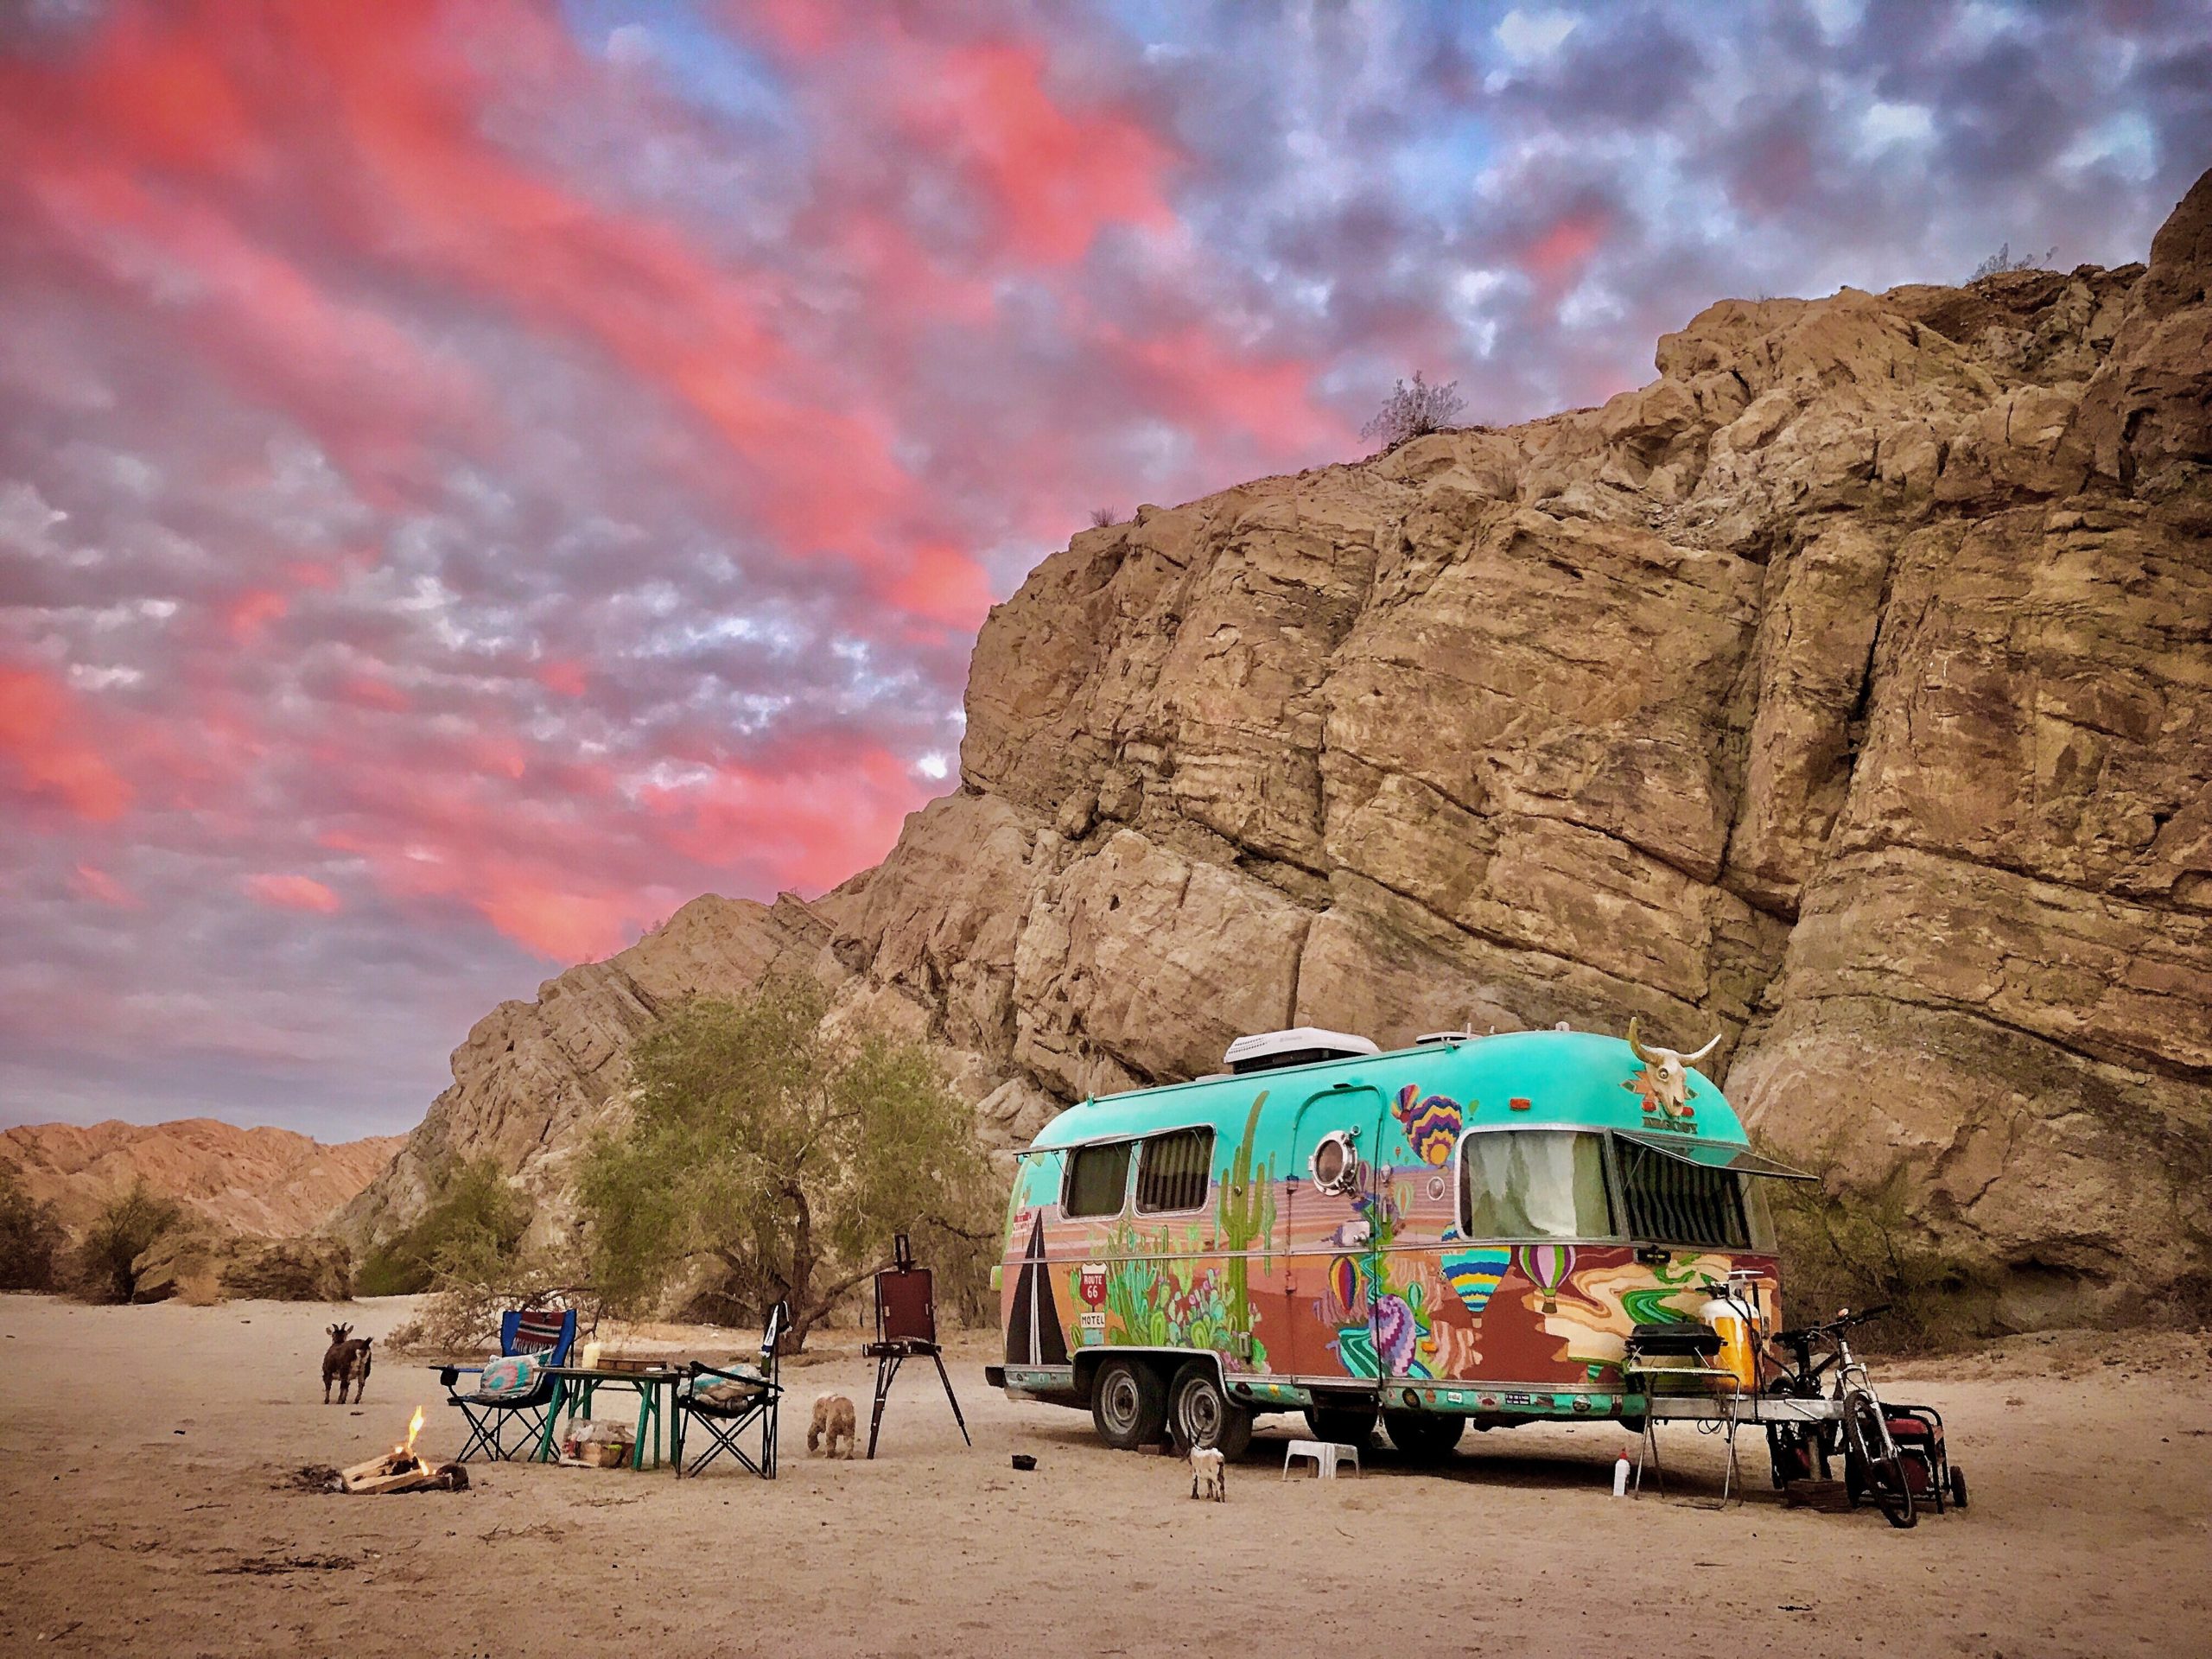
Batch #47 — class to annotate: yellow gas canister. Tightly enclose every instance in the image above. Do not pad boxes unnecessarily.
[1698,1294,1757,1389]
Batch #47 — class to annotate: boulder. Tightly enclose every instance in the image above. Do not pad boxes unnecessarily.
[131,1231,353,1304]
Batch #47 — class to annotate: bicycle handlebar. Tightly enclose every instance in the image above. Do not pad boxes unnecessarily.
[1774,1304,1891,1345]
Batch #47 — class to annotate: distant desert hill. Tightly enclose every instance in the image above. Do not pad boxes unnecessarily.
[0,1118,402,1237]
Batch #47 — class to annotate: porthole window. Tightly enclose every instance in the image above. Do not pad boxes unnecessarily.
[1309,1129,1359,1196]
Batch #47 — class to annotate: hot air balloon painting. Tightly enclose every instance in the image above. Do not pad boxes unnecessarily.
[1327,1253,1366,1324]
[1370,1293,1419,1376]
[1516,1243,1576,1313]
[1440,1247,1511,1320]
[1392,1084,1464,1167]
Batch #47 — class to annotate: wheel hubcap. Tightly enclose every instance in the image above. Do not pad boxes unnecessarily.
[1101,1373,1139,1432]
[1181,1382,1222,1444]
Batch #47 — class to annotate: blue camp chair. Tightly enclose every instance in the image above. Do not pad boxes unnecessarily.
[672,1301,787,1479]
[436,1307,578,1462]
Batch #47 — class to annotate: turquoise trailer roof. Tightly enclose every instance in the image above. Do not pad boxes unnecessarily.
[1027,1029,1749,1153]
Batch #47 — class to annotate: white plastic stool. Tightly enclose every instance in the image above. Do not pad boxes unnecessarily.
[1283,1438,1360,1479]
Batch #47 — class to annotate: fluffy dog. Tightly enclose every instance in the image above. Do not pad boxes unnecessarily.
[322,1323,372,1404]
[1189,1445,1226,1501]
[808,1392,857,1459]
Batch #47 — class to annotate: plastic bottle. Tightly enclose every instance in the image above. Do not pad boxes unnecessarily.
[1612,1450,1631,1497]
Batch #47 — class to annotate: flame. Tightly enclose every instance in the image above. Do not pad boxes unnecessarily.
[397,1405,425,1464]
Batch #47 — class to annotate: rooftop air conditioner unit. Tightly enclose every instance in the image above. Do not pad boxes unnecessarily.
[1222,1027,1380,1076]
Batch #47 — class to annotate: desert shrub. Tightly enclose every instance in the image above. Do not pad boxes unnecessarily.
[1765,1158,1993,1353]
[1088,506,1120,528]
[1360,370,1466,453]
[0,1169,67,1292]
[383,1254,592,1357]
[73,1180,184,1303]
[578,978,996,1350]
[1969,241,2058,280]
[357,1156,533,1297]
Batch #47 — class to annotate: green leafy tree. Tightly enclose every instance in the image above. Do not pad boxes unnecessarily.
[74,1179,183,1303]
[0,1168,67,1292]
[578,979,995,1351]
[358,1156,534,1297]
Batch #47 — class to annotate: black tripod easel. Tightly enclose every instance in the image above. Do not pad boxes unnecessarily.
[863,1233,971,1459]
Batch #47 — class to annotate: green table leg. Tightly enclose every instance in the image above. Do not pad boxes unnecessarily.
[534,1376,569,1463]
[632,1383,659,1470]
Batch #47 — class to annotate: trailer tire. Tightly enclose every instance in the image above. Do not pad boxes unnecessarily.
[1382,1409,1465,1462]
[1169,1362,1254,1459]
[1091,1357,1168,1451]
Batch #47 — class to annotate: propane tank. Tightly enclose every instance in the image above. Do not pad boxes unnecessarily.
[1697,1290,1757,1389]
[1611,1449,1631,1497]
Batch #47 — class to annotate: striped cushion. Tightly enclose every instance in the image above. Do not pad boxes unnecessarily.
[512,1311,568,1354]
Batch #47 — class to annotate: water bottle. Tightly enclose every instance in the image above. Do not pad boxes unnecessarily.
[1612,1449,1631,1497]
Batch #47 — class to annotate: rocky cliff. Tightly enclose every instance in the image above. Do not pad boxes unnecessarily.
[1,1119,404,1237]
[345,169,2212,1328]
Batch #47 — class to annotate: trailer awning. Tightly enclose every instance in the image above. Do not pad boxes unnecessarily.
[1617,1132,1819,1182]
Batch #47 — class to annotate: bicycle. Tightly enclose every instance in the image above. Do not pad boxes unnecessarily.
[1762,1306,1916,1529]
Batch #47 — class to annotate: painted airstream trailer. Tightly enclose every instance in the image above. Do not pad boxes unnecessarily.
[987,1023,1809,1457]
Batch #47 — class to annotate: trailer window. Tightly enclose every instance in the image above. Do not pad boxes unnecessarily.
[1459,1131,1614,1240]
[1618,1139,1750,1249]
[1135,1128,1214,1214]
[1063,1141,1133,1218]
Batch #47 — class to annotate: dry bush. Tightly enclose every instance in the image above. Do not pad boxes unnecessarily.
[0,1170,67,1292]
[1360,370,1465,453]
[1764,1148,1993,1353]
[1969,241,2057,280]
[382,1255,599,1358]
[72,1180,184,1302]
[1088,506,1120,528]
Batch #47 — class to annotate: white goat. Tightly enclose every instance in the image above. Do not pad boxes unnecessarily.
[1189,1446,1226,1502]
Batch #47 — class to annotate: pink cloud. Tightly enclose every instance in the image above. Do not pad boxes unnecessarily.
[243,872,342,912]
[72,863,140,908]
[0,667,134,823]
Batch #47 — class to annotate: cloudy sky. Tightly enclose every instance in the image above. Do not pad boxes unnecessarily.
[3,0,2207,1140]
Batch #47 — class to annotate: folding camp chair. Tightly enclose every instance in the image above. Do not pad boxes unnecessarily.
[672,1300,787,1479]
[436,1307,577,1462]
[863,1234,971,1459]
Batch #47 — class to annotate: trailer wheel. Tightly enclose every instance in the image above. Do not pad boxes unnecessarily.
[1169,1362,1254,1459]
[1304,1403,1376,1446]
[1091,1357,1167,1451]
[1382,1409,1465,1463]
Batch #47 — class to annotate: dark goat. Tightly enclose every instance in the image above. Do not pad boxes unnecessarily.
[322,1323,372,1404]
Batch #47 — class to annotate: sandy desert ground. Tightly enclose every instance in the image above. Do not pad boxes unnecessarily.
[1,1294,2206,1659]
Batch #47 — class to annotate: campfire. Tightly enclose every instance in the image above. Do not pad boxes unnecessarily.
[340,1407,468,1494]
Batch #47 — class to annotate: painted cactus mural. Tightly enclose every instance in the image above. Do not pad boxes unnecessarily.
[1096,1219,1251,1362]
[1216,1092,1275,1367]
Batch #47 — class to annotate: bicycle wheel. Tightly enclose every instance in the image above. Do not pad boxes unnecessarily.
[1840,1388,1916,1529]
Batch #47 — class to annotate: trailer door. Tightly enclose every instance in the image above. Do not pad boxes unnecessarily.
[1284,1084,1390,1385]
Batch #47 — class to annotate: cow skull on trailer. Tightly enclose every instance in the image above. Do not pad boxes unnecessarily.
[1624,1018,1720,1121]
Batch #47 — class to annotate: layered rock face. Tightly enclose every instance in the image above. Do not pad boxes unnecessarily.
[347,170,2212,1327]
[1,1119,404,1237]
